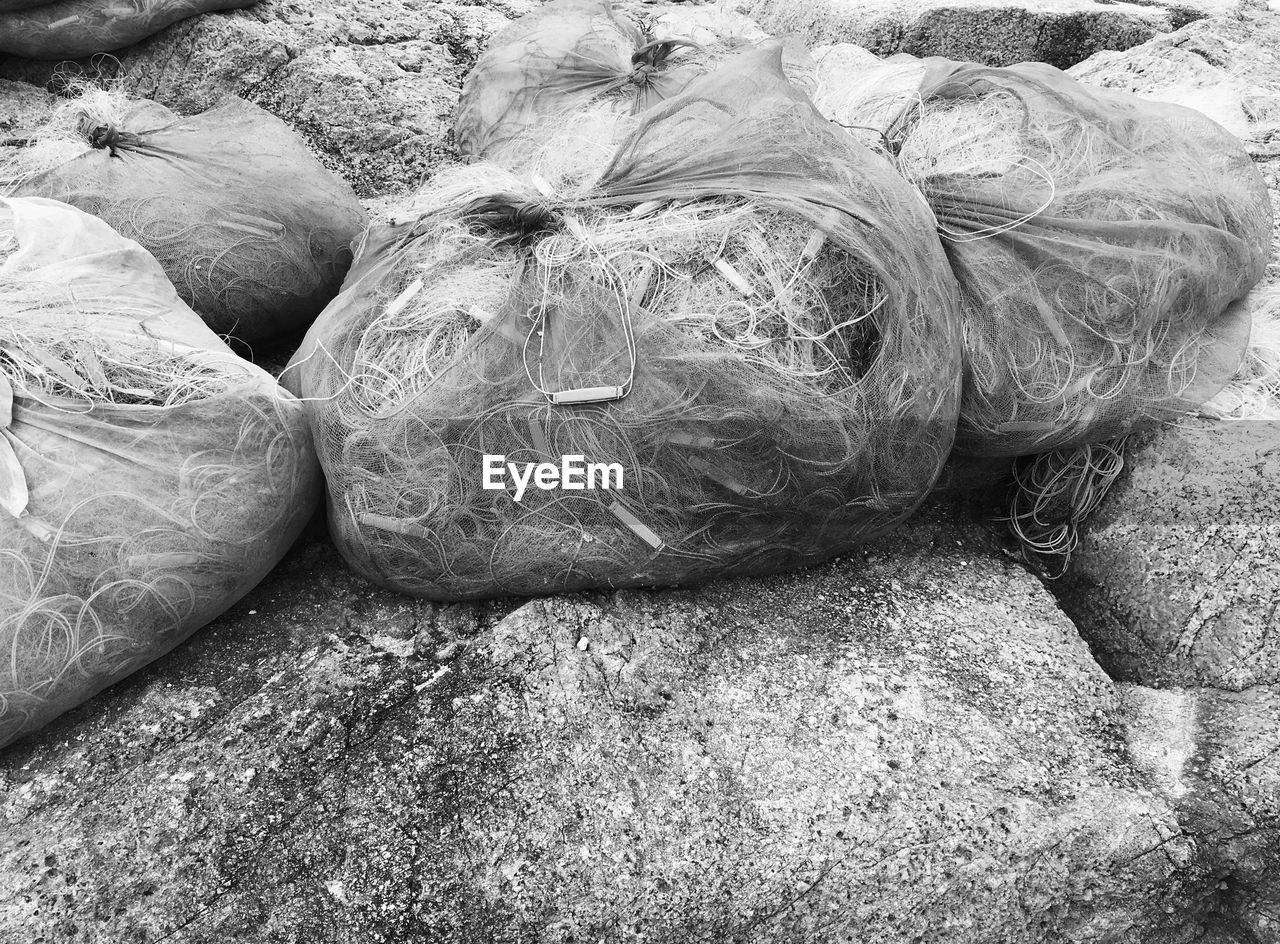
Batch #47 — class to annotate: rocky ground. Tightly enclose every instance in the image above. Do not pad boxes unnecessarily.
[1,1,1278,942]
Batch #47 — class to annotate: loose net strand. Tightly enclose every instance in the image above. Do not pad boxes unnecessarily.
[1004,438,1128,579]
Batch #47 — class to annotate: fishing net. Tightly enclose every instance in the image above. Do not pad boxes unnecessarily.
[0,0,255,59]
[1004,438,1129,578]
[454,0,815,164]
[814,51,1272,456]
[0,0,55,12]
[290,47,963,601]
[0,196,320,749]
[1,85,367,346]
[1204,283,1280,419]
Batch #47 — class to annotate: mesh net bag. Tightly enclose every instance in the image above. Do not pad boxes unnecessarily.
[0,196,320,749]
[454,0,815,164]
[814,51,1272,456]
[0,0,256,59]
[0,0,55,12]
[1,87,367,346]
[289,47,963,601]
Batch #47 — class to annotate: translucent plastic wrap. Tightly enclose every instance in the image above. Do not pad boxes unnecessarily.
[292,48,963,600]
[815,51,1271,456]
[4,90,367,344]
[0,0,255,59]
[0,197,320,749]
[455,0,815,163]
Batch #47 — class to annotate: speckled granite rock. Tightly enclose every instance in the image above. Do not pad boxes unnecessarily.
[0,78,51,139]
[1122,684,1280,938]
[738,0,1251,70]
[0,504,1242,943]
[1069,10,1280,150]
[1059,420,1280,691]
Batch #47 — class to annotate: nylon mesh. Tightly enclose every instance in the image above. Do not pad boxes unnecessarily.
[292,47,963,600]
[816,52,1271,456]
[0,196,319,749]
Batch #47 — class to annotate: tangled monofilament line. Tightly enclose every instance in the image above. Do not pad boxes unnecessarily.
[0,79,134,193]
[0,385,311,746]
[874,80,1263,455]
[0,308,239,409]
[320,151,899,596]
[1005,438,1128,578]
[0,284,312,747]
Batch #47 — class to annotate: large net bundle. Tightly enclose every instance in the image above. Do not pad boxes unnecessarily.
[815,51,1272,456]
[0,0,255,58]
[290,48,962,601]
[454,0,815,164]
[1,85,367,346]
[0,196,320,749]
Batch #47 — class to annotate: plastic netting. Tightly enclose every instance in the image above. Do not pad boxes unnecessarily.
[814,51,1272,456]
[454,0,815,164]
[0,196,319,749]
[0,0,54,12]
[289,47,962,601]
[0,0,255,59]
[2,88,367,345]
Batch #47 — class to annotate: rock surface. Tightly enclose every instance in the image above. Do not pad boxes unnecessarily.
[1069,9,1280,149]
[739,0,1247,70]
[1122,684,1280,937]
[1059,420,1280,691]
[0,78,51,141]
[0,503,1258,943]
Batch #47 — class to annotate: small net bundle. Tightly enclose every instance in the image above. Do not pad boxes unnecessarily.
[0,196,320,749]
[291,47,963,601]
[454,0,815,165]
[816,52,1272,457]
[0,0,256,59]
[0,83,367,346]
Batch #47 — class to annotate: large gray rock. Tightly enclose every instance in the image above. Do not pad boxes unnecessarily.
[0,504,1250,943]
[1069,10,1280,151]
[1123,684,1280,938]
[0,78,51,140]
[1059,420,1280,691]
[738,0,1248,70]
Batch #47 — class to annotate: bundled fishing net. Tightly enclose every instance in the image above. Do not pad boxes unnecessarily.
[0,196,319,749]
[0,0,255,59]
[0,84,367,345]
[455,0,815,164]
[290,47,963,601]
[815,51,1272,457]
